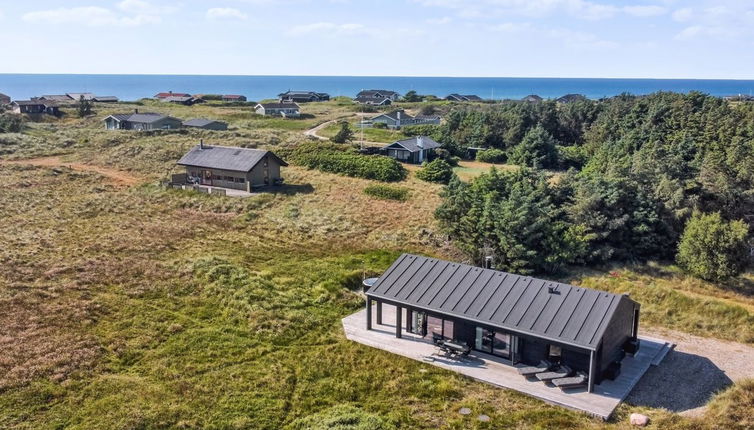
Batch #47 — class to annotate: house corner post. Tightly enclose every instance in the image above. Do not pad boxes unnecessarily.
[366,297,372,330]
[395,305,402,338]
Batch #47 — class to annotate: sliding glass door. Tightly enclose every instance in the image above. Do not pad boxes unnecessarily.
[474,327,511,359]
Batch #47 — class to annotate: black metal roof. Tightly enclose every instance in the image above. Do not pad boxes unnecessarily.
[367,254,637,350]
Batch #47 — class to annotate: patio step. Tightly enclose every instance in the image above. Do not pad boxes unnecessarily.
[650,341,675,366]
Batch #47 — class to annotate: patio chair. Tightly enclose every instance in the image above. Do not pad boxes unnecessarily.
[536,364,574,382]
[552,371,588,389]
[432,332,444,346]
[516,360,554,376]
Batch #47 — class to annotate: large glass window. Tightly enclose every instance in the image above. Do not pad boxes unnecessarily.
[475,327,511,358]
[426,316,443,338]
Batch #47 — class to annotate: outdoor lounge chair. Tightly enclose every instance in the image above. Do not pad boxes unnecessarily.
[516,360,554,376]
[536,364,574,382]
[552,371,588,389]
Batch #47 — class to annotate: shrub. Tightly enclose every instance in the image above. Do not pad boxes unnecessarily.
[401,124,440,138]
[331,121,354,143]
[288,142,407,182]
[416,159,454,184]
[434,148,459,166]
[676,212,750,281]
[372,122,388,129]
[0,114,22,133]
[557,145,587,169]
[475,148,506,163]
[363,184,409,201]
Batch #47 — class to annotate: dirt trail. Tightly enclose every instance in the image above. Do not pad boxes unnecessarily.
[1,156,142,186]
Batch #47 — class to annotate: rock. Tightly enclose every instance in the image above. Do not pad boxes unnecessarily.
[630,413,649,426]
[459,407,471,415]
[478,414,490,422]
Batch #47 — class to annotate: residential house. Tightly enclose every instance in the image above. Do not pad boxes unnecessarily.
[104,110,183,130]
[446,94,484,102]
[557,94,588,104]
[222,94,247,102]
[37,94,74,103]
[162,96,203,105]
[355,89,400,105]
[364,254,642,393]
[382,136,441,164]
[183,118,228,130]
[255,102,301,117]
[522,94,543,103]
[154,91,191,100]
[370,109,440,129]
[11,100,60,115]
[278,91,330,103]
[93,96,119,103]
[0,93,10,105]
[354,96,392,106]
[177,142,288,191]
[66,93,95,101]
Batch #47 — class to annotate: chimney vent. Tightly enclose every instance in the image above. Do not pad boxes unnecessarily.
[134,108,138,114]
[199,139,204,149]
[417,136,424,148]
[483,256,493,269]
[548,284,559,294]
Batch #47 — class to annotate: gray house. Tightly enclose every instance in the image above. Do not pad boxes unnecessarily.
[382,136,441,164]
[522,95,543,103]
[255,102,301,117]
[557,94,588,104]
[278,91,329,103]
[365,254,641,393]
[446,94,484,102]
[177,142,288,191]
[104,111,183,130]
[93,96,119,103]
[0,93,11,105]
[11,100,60,115]
[370,110,441,129]
[355,90,400,105]
[183,118,228,130]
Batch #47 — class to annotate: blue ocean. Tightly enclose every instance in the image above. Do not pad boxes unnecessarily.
[1,74,754,101]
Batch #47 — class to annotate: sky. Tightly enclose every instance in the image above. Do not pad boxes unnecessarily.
[0,0,753,79]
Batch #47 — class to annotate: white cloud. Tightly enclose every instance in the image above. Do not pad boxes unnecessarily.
[414,0,670,20]
[288,22,367,36]
[672,7,693,22]
[623,5,667,17]
[206,7,248,21]
[23,2,169,27]
[427,16,452,24]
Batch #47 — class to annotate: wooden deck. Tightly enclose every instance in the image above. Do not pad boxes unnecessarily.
[343,303,672,420]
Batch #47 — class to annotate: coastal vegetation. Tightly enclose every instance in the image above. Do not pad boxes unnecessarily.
[0,95,753,429]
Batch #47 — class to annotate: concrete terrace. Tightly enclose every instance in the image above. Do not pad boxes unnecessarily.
[343,303,673,420]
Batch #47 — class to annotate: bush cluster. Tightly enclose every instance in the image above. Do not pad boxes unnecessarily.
[475,148,506,163]
[288,142,407,182]
[363,184,409,201]
[416,158,454,184]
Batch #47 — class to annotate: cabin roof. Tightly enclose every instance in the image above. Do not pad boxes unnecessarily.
[177,144,288,172]
[384,136,441,152]
[367,254,637,350]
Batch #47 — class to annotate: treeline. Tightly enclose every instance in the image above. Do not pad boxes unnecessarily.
[434,92,754,280]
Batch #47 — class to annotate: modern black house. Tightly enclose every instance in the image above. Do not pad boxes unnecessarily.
[364,254,641,393]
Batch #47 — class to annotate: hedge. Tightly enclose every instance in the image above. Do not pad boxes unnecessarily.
[363,184,409,201]
[288,142,407,182]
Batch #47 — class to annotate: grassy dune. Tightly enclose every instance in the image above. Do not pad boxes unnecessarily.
[1,102,753,429]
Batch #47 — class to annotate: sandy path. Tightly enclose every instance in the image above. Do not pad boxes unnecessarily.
[1,156,141,186]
